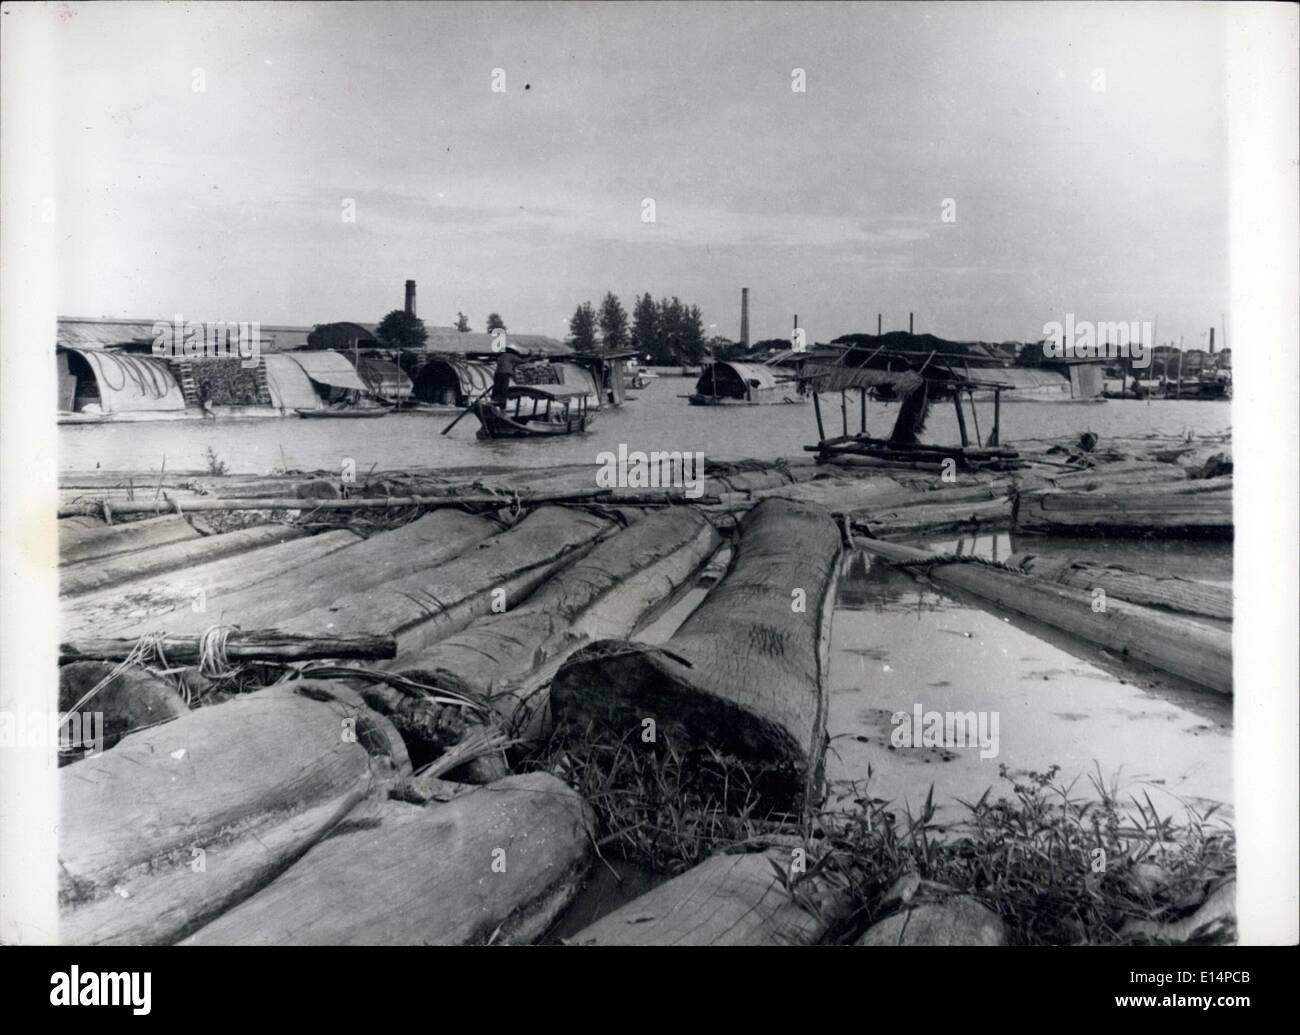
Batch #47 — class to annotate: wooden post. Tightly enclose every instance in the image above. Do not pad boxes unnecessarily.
[990,389,1001,446]
[967,390,982,447]
[840,390,848,436]
[812,390,826,443]
[859,386,867,435]
[953,390,969,447]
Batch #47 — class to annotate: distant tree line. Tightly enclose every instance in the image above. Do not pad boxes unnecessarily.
[569,291,707,363]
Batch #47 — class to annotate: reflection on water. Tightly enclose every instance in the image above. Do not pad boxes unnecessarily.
[828,544,1232,819]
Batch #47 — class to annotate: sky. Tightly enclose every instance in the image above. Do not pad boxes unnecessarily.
[38,1,1230,348]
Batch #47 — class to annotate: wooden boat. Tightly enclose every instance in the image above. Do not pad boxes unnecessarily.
[472,384,594,439]
[295,405,391,419]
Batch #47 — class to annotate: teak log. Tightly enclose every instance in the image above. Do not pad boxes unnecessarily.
[1006,552,1232,621]
[182,773,592,946]
[569,848,850,946]
[393,507,722,731]
[59,515,201,567]
[551,498,842,807]
[61,530,362,640]
[283,506,615,656]
[854,538,1232,695]
[1017,487,1232,537]
[59,680,407,945]
[143,510,499,634]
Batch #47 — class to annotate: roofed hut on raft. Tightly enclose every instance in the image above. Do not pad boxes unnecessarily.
[798,349,1024,473]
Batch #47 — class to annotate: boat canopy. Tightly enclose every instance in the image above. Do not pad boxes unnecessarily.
[694,361,785,400]
[263,353,323,410]
[285,351,368,392]
[59,348,186,413]
[412,358,493,405]
[356,356,413,401]
[550,361,603,406]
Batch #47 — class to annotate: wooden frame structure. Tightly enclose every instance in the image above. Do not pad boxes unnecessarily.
[799,355,1022,472]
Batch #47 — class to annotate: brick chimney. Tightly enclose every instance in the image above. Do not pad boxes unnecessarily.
[740,288,750,347]
[404,280,417,317]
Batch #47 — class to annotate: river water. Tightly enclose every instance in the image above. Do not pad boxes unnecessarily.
[59,375,1232,475]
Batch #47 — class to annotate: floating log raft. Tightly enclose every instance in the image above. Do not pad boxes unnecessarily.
[59,680,408,945]
[182,772,592,946]
[1006,552,1232,621]
[120,510,500,636]
[59,522,312,597]
[282,506,616,656]
[568,848,849,946]
[391,507,722,734]
[1016,485,1233,538]
[854,538,1232,695]
[61,529,362,640]
[59,514,202,567]
[551,498,842,807]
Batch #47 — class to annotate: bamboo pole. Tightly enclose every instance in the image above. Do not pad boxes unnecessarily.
[57,488,715,518]
[60,630,397,665]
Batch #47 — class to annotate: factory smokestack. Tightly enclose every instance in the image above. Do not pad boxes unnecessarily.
[740,288,750,347]
[404,280,417,317]
[1209,327,1215,354]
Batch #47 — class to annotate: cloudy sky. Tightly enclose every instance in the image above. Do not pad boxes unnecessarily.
[41,1,1229,347]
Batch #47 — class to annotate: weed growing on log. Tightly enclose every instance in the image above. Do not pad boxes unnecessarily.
[541,729,1236,945]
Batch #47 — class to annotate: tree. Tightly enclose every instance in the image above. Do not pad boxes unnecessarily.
[631,293,658,362]
[456,312,471,332]
[656,297,685,364]
[375,309,428,350]
[568,302,597,354]
[486,312,506,332]
[597,292,629,352]
[679,304,707,364]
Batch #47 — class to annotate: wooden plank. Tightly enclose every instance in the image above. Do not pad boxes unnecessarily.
[60,523,312,597]
[551,498,842,808]
[59,680,408,945]
[181,773,592,945]
[568,848,850,945]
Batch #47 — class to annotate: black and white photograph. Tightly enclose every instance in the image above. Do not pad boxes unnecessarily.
[0,0,1296,1003]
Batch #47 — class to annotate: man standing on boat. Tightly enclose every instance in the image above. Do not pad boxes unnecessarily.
[491,344,526,407]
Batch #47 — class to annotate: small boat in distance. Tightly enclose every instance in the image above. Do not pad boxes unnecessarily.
[472,384,594,439]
